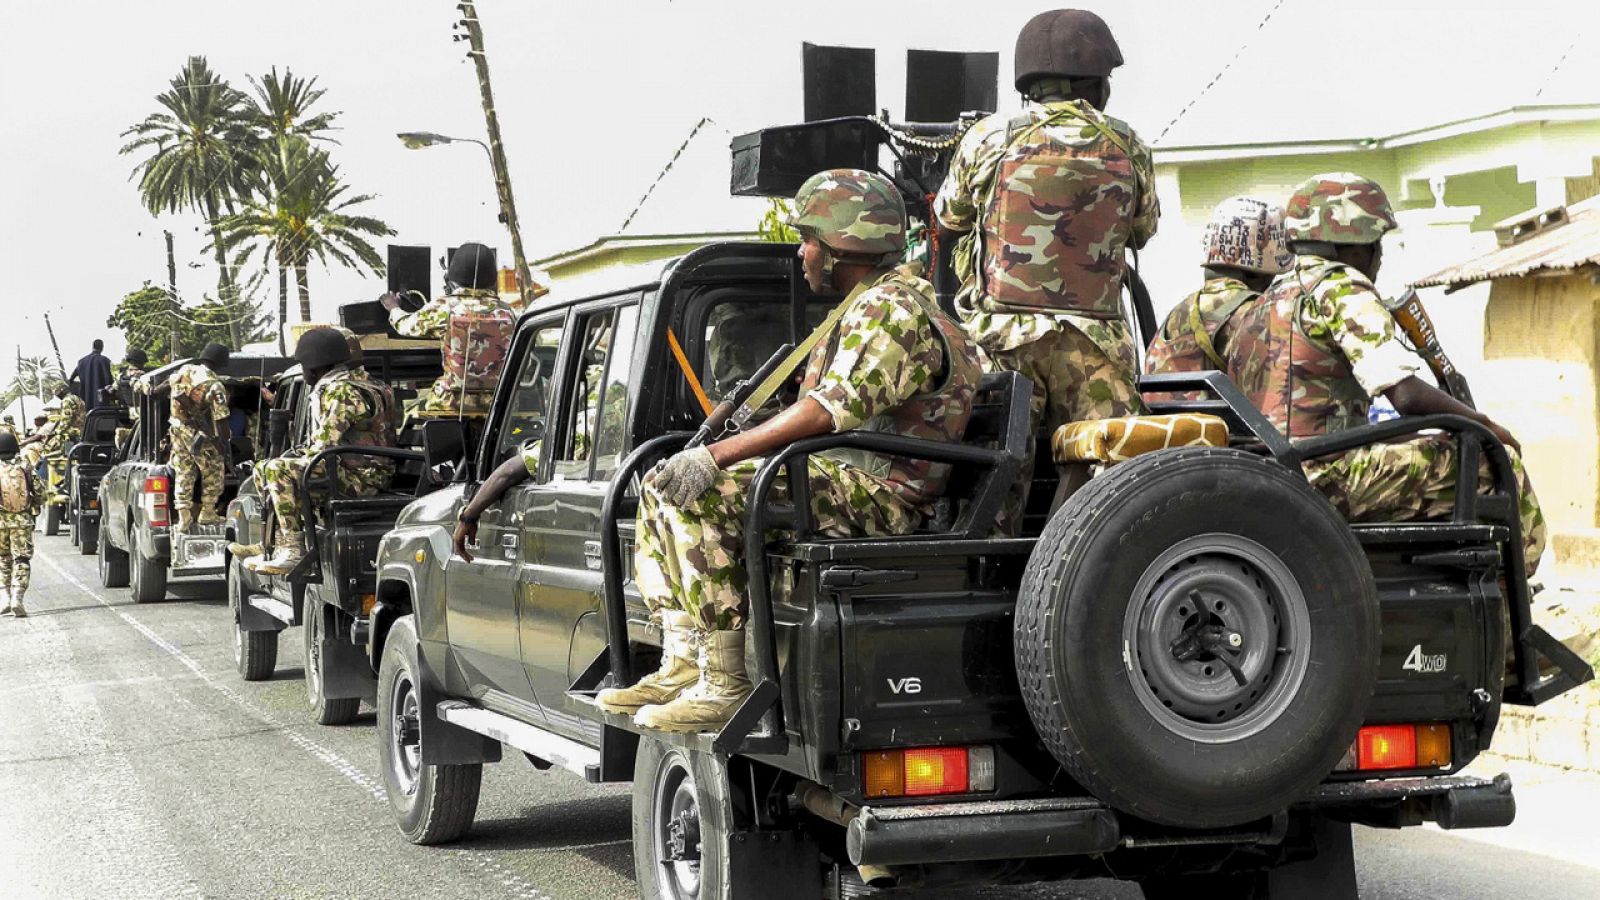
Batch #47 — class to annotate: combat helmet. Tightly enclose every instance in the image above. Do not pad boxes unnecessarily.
[1014,9,1123,93]
[788,168,907,264]
[294,327,353,372]
[1202,196,1293,275]
[0,432,16,459]
[447,242,498,292]
[1285,173,1397,245]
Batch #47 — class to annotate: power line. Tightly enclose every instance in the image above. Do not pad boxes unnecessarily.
[1156,0,1289,144]
[618,117,727,233]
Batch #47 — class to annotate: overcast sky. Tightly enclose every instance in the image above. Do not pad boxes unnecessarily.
[0,0,1587,402]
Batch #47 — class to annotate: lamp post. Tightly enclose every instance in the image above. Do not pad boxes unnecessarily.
[397,129,539,306]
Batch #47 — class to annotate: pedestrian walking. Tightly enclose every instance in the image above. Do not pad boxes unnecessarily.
[0,432,39,618]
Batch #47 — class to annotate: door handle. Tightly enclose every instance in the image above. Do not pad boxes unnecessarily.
[584,539,602,571]
[500,533,519,548]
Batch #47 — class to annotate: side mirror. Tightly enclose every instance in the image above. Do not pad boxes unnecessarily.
[422,419,467,482]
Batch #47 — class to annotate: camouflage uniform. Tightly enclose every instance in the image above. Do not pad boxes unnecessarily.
[0,458,38,611]
[257,363,397,541]
[1226,254,1546,571]
[41,394,85,456]
[167,362,229,514]
[390,289,516,416]
[634,269,982,631]
[934,100,1159,528]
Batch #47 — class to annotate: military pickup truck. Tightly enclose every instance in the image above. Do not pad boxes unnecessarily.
[225,341,440,726]
[361,239,1593,899]
[66,405,131,555]
[96,354,290,603]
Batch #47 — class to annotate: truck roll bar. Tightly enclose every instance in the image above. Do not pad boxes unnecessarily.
[292,445,427,582]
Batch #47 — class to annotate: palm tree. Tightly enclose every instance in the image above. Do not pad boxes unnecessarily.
[2,356,64,419]
[215,136,392,349]
[120,57,255,345]
[244,67,340,145]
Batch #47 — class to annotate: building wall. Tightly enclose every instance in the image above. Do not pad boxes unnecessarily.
[1481,276,1600,549]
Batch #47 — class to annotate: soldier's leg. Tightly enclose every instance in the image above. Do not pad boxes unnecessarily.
[0,528,13,613]
[258,456,310,541]
[985,339,1052,536]
[10,527,31,612]
[170,444,197,511]
[197,444,225,521]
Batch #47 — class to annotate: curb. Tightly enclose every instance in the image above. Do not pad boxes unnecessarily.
[1488,682,1600,773]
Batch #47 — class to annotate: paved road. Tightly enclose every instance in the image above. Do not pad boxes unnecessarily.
[2,537,1597,900]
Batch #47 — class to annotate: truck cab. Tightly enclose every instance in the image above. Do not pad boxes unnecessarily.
[365,240,1592,899]
[225,340,442,726]
[96,354,291,603]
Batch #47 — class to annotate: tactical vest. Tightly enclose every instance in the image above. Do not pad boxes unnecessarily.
[1145,277,1259,377]
[0,460,30,514]
[800,273,982,505]
[316,368,397,461]
[978,103,1139,319]
[170,365,219,432]
[1224,265,1370,438]
[442,309,516,402]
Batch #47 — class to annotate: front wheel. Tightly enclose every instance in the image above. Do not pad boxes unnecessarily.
[305,603,360,726]
[377,616,481,845]
[98,527,129,588]
[130,536,168,603]
[230,556,277,681]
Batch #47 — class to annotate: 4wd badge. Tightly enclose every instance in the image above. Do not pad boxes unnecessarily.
[1402,644,1448,674]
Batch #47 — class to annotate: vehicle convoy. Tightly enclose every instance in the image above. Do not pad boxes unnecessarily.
[225,338,440,725]
[64,405,131,555]
[97,354,291,603]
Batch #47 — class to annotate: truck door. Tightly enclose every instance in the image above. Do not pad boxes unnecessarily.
[518,302,640,734]
[442,316,566,710]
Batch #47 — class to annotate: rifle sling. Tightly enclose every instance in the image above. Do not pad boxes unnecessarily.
[734,274,879,426]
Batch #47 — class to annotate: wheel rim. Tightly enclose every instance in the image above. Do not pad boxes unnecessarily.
[652,753,702,900]
[1122,533,1311,744]
[305,609,323,708]
[388,672,422,797]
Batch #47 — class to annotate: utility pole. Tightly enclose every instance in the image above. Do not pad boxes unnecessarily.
[456,0,544,307]
[164,230,178,298]
[15,346,26,423]
[42,313,65,379]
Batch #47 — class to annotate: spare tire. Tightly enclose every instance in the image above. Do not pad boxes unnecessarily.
[1015,448,1378,828]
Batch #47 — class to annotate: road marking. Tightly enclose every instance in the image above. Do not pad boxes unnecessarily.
[36,552,556,900]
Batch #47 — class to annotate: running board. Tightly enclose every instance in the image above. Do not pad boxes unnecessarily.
[436,700,600,779]
[248,594,296,626]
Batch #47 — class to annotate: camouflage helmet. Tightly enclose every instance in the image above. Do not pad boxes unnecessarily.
[1285,173,1398,245]
[789,169,907,261]
[1202,196,1293,275]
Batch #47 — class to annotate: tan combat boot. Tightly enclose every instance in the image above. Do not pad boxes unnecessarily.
[246,539,304,576]
[197,510,224,527]
[0,588,12,617]
[633,629,751,733]
[176,508,194,534]
[596,611,701,713]
[227,542,264,560]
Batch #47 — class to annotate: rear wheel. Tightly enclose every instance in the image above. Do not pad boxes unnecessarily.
[130,536,169,603]
[305,603,360,725]
[98,526,129,588]
[43,503,62,537]
[1015,449,1379,829]
[230,556,277,681]
[378,616,481,844]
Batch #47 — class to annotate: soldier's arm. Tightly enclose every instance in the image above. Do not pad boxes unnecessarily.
[389,299,449,338]
[453,447,539,562]
[931,122,989,236]
[1128,131,1160,249]
[304,384,360,454]
[1384,377,1519,452]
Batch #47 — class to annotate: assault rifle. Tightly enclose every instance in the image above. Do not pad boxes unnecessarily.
[1384,289,1475,407]
[686,342,795,449]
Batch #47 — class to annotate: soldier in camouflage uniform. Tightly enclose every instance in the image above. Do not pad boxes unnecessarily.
[0,433,39,618]
[933,9,1159,532]
[31,384,85,458]
[612,169,984,733]
[156,343,233,532]
[244,329,398,575]
[382,242,515,418]
[1145,197,1292,398]
[1224,173,1545,575]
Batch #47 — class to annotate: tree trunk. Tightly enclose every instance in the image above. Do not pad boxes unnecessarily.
[295,266,312,323]
[202,195,243,349]
[277,263,289,355]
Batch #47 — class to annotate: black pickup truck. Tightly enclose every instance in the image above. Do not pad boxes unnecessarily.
[225,342,441,726]
[65,405,131,555]
[96,355,291,603]
[363,241,1593,899]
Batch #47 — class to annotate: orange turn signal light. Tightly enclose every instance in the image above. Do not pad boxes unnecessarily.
[1342,722,1452,772]
[861,746,994,798]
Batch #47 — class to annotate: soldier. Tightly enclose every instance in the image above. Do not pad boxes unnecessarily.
[154,343,232,532]
[1224,173,1545,576]
[109,348,148,406]
[0,432,39,618]
[243,328,398,575]
[44,384,85,455]
[380,242,515,419]
[932,8,1159,531]
[0,415,15,439]
[1145,197,1292,391]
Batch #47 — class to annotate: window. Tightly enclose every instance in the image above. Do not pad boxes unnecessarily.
[492,321,565,470]
[697,297,833,421]
[553,305,640,480]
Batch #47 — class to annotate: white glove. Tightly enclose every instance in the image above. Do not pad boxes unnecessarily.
[651,446,720,507]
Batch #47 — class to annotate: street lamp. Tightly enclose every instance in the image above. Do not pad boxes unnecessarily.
[396,130,539,306]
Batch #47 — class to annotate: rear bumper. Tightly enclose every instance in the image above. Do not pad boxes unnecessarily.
[845,775,1514,867]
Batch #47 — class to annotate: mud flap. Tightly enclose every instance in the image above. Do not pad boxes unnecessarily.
[1267,817,1357,899]
[728,830,822,900]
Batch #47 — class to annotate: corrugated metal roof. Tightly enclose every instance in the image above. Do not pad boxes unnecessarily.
[1413,195,1600,289]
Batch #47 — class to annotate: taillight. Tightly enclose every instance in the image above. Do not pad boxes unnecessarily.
[1336,723,1452,773]
[861,746,995,798]
[143,476,169,527]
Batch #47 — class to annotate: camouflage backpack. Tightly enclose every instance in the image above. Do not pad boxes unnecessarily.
[442,310,516,399]
[0,461,30,514]
[979,103,1140,318]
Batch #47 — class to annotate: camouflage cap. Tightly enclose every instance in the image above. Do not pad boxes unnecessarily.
[1202,196,1293,275]
[789,168,907,260]
[1285,173,1397,245]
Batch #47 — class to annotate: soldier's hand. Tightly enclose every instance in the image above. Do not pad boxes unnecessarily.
[379,291,402,312]
[452,517,477,563]
[650,446,720,507]
[1484,419,1521,453]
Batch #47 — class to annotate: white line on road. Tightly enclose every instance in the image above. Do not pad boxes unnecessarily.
[36,553,555,900]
